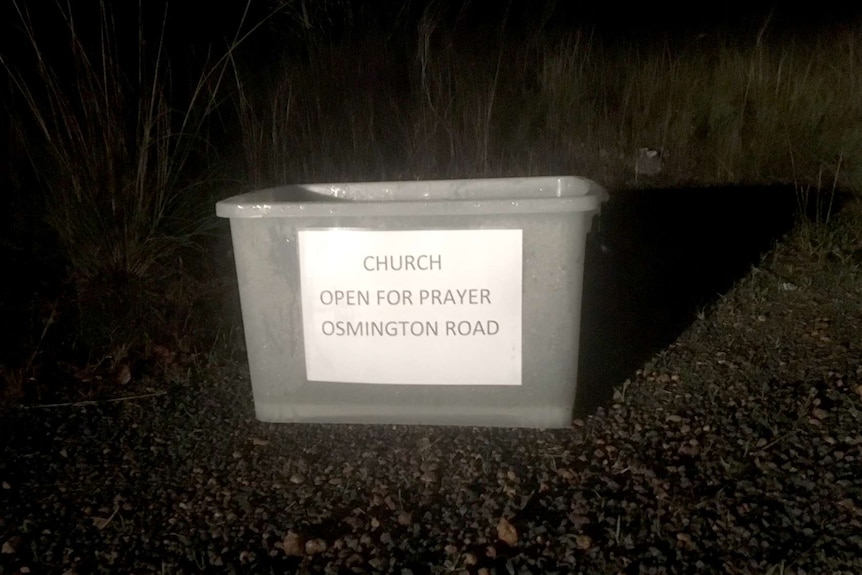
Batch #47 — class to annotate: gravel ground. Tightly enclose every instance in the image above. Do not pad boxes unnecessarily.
[2,205,862,575]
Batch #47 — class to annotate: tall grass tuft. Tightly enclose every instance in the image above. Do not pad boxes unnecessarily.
[2,0,264,353]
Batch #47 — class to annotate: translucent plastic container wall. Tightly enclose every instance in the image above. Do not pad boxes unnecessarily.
[216,176,605,428]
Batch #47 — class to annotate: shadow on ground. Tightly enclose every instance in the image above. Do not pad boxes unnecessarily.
[574,185,827,416]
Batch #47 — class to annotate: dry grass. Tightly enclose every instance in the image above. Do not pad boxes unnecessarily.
[233,19,862,195]
[1,0,274,355]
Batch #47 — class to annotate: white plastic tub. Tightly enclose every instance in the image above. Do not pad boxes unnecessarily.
[216,176,605,428]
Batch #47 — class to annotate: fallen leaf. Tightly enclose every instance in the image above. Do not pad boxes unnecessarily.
[497,517,518,546]
[2,536,21,554]
[152,345,176,367]
[92,517,110,529]
[115,363,131,386]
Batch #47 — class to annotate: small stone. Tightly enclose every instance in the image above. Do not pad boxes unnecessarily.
[1,482,9,489]
[812,408,828,420]
[346,553,363,566]
[397,511,412,526]
[557,468,576,480]
[497,517,518,546]
[678,442,700,456]
[305,538,327,555]
[635,147,662,176]
[289,474,305,485]
[676,532,693,547]
[576,534,592,550]
[283,531,304,557]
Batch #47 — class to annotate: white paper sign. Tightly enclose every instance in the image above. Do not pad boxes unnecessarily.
[298,229,522,385]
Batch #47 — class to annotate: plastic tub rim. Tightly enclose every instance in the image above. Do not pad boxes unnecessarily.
[216,176,606,219]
